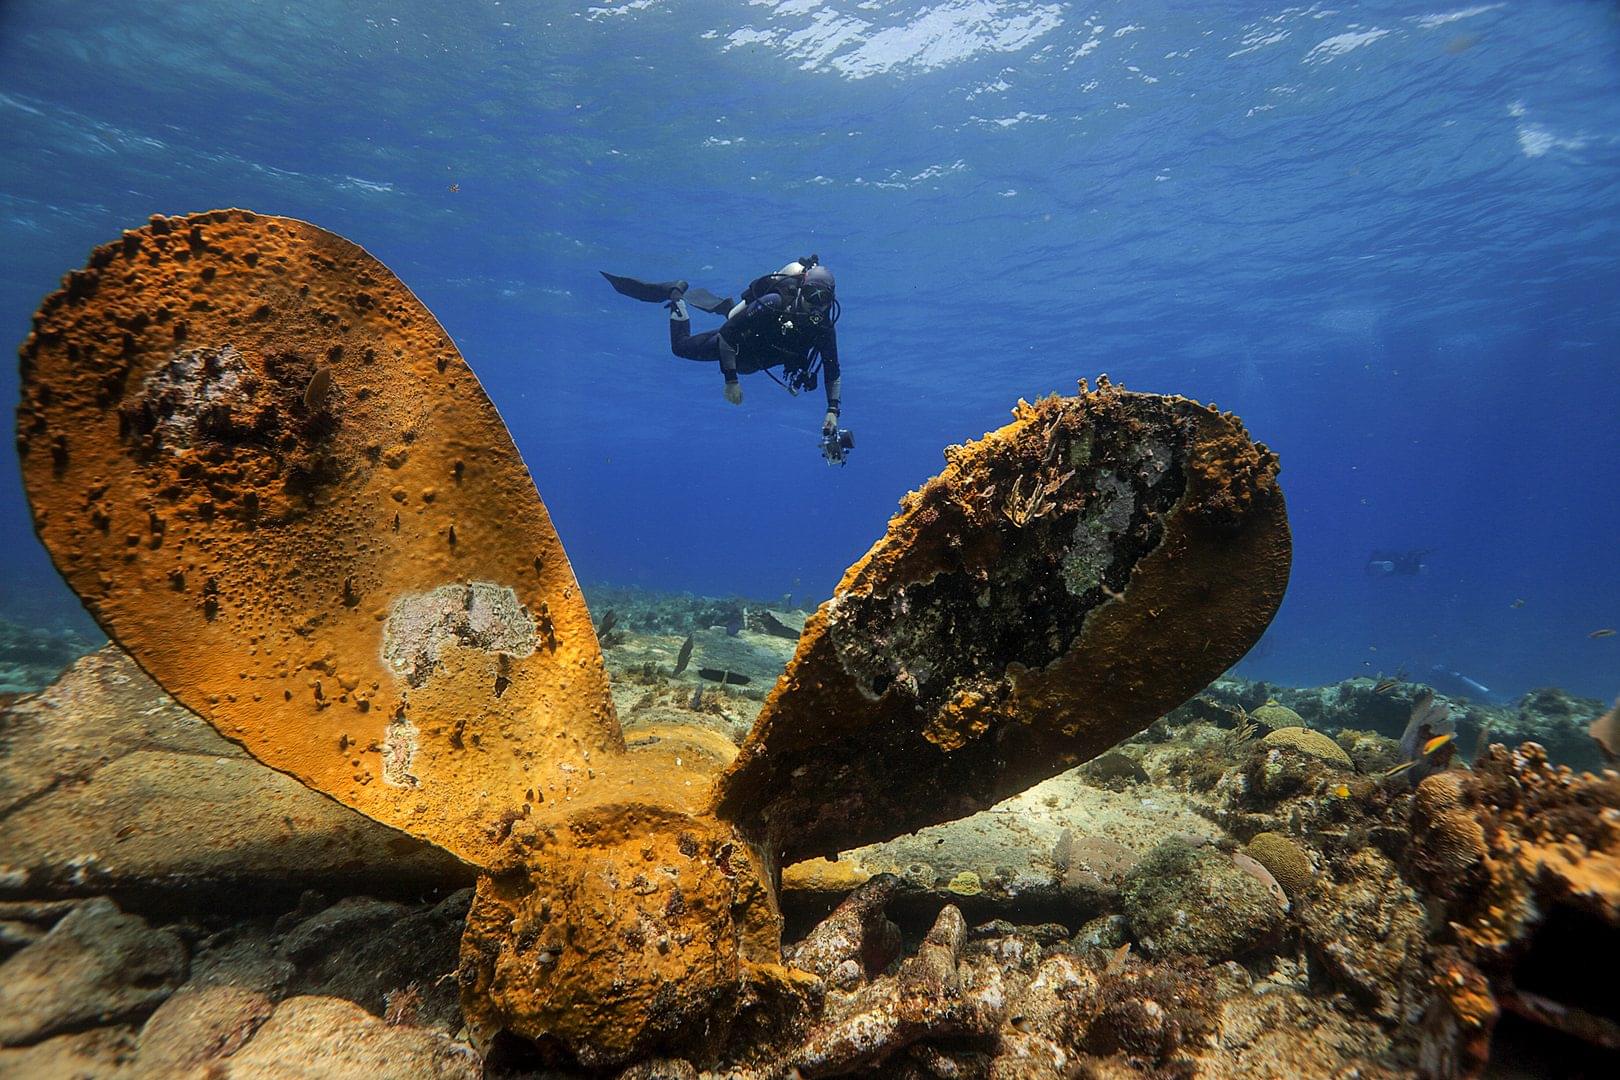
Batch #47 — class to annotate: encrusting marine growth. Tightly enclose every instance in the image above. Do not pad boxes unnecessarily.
[15,210,1291,1068]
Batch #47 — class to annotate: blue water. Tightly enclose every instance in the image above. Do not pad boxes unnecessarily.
[1,1,1617,698]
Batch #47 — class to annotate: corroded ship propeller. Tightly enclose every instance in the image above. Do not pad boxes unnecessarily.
[16,210,1291,1067]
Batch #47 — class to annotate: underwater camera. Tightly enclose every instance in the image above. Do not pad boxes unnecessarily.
[819,426,855,466]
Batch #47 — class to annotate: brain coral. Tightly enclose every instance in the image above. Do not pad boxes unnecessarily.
[1262,726,1352,768]
[1251,702,1305,731]
[1245,832,1314,898]
[1409,772,1487,892]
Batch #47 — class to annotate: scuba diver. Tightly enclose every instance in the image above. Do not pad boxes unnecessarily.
[601,256,854,464]
[1366,549,1432,576]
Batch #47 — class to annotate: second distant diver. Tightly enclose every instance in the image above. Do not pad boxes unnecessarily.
[1366,549,1431,576]
[601,257,844,438]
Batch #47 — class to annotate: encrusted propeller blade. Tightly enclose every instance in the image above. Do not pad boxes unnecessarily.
[16,210,620,869]
[714,384,1291,864]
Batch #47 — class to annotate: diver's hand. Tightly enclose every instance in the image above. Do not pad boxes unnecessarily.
[822,410,839,435]
[723,380,743,406]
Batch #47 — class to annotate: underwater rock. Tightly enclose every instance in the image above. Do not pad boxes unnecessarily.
[133,985,274,1076]
[1081,749,1150,789]
[1121,839,1286,961]
[186,923,296,999]
[1081,953,1216,1072]
[279,891,470,1033]
[1506,687,1608,770]
[1409,744,1620,1077]
[0,614,98,693]
[785,904,1003,1076]
[756,608,807,640]
[1299,848,1428,1024]
[1267,678,1606,771]
[0,1025,140,1078]
[1334,727,1402,774]
[779,766,1208,921]
[987,952,1100,1078]
[783,873,902,990]
[0,647,470,898]
[215,995,479,1079]
[0,896,186,1046]
[15,213,1291,1068]
[1054,831,1142,913]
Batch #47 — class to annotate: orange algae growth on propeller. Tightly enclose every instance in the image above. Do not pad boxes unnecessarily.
[15,210,620,869]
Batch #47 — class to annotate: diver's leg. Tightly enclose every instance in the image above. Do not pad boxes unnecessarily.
[670,319,722,362]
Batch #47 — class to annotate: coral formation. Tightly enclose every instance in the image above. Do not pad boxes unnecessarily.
[1260,726,1352,768]
[14,212,1293,1069]
[1120,839,1286,961]
[1244,832,1313,899]
[1249,702,1304,732]
[1408,745,1620,1076]
[1299,848,1428,1024]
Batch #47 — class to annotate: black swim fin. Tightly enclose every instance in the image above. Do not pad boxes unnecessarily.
[600,271,733,315]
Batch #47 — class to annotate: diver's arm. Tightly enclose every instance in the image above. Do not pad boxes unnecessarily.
[820,328,842,433]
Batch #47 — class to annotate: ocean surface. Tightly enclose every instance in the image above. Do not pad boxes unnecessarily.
[1,0,1616,699]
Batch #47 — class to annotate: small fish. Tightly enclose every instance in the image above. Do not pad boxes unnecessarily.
[1589,628,1617,639]
[1331,783,1351,798]
[597,610,618,637]
[1383,760,1417,779]
[689,684,703,709]
[698,667,751,686]
[1265,697,1279,707]
[449,182,460,193]
[673,634,694,676]
[303,367,334,410]
[1104,942,1131,976]
[1422,732,1456,757]
[1510,598,1525,609]
[1372,675,1401,695]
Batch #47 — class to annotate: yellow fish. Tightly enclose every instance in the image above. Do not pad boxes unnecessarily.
[1383,760,1417,779]
[1332,783,1351,798]
[1422,733,1455,756]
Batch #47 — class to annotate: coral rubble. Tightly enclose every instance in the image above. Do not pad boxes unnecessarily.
[1409,744,1620,1077]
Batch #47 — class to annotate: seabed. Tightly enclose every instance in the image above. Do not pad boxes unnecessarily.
[2,585,1616,1079]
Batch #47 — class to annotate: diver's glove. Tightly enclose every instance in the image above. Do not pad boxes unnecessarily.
[822,410,839,435]
[724,380,743,406]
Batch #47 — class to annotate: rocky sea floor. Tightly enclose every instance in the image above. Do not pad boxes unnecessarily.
[1,589,1616,1079]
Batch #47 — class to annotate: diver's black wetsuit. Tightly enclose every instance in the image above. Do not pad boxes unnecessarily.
[670,274,841,409]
